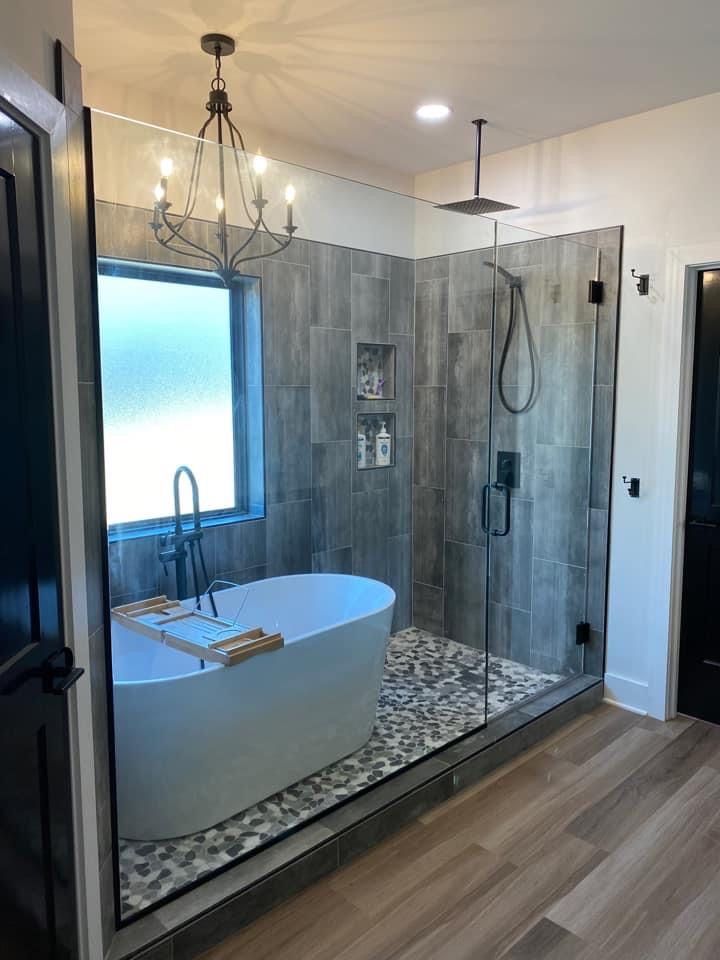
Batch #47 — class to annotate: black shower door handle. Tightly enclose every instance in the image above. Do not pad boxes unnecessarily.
[493,482,511,537]
[481,482,512,537]
[481,483,491,535]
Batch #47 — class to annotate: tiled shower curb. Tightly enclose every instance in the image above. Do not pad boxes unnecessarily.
[108,676,602,960]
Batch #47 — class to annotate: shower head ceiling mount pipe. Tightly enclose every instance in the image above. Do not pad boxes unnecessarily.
[434,118,518,217]
[149,33,298,286]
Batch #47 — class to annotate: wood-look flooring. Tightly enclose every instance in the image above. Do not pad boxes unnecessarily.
[200,704,720,960]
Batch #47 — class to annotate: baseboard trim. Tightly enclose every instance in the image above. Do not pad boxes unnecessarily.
[603,672,649,715]
[602,696,647,716]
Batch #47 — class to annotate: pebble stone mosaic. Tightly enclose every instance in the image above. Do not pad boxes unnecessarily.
[120,629,563,916]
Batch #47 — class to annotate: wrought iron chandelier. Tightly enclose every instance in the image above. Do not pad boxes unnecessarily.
[150,33,297,286]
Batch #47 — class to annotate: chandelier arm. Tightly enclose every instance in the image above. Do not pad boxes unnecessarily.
[155,235,221,269]
[258,213,294,250]
[159,209,223,270]
[225,120,258,225]
[231,234,294,267]
[228,216,264,272]
[176,118,213,224]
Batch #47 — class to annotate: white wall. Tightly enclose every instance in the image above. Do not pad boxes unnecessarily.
[416,91,720,718]
[0,0,74,93]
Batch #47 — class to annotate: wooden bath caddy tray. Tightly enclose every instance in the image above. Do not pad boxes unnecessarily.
[111,596,284,666]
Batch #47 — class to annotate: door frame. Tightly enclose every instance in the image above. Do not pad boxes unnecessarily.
[0,56,103,959]
[655,244,720,721]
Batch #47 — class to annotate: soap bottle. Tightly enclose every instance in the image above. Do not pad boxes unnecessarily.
[357,429,367,469]
[375,422,391,466]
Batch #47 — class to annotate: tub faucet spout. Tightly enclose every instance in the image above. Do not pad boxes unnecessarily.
[158,466,216,612]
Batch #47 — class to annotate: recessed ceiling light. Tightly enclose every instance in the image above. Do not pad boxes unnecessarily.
[416,103,452,121]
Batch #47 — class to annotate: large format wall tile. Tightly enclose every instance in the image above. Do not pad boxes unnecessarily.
[590,384,613,509]
[488,601,531,663]
[352,489,389,581]
[530,558,586,674]
[413,486,445,587]
[309,243,351,329]
[489,496,534,611]
[387,534,412,632]
[445,438,487,546]
[416,256,449,282]
[264,386,312,504]
[262,259,310,386]
[214,518,267,574]
[267,500,312,576]
[448,249,493,332]
[389,258,415,335]
[537,323,595,446]
[490,390,538,501]
[310,327,350,442]
[351,274,389,342]
[312,546,352,574]
[534,444,590,567]
[311,442,352,554]
[414,278,448,386]
[108,536,158,601]
[352,249,390,279]
[390,333,414,437]
[587,507,608,633]
[444,539,486,650]
[447,330,490,440]
[414,387,446,489]
[413,581,444,634]
[388,437,412,537]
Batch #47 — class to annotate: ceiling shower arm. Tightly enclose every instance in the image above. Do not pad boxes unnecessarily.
[472,118,487,198]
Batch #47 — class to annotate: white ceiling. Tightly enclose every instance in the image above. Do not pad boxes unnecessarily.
[73,0,720,175]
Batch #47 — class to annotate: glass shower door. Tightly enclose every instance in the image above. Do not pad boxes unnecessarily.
[483,227,599,714]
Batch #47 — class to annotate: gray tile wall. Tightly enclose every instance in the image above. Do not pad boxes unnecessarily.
[413,228,621,677]
[97,202,415,637]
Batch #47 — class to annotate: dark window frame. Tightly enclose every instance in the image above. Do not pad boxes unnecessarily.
[98,258,262,541]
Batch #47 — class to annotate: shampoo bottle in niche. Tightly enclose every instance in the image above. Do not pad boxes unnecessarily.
[357,429,367,469]
[375,422,391,466]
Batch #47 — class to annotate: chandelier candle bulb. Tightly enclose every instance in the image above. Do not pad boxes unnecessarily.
[252,152,267,200]
[285,184,295,228]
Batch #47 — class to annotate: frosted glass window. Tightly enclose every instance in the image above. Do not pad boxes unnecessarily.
[98,268,240,528]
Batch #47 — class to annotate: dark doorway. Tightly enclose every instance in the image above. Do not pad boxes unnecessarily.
[0,108,81,957]
[679,269,720,724]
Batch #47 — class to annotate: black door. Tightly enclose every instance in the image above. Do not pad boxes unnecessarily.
[0,109,81,957]
[679,269,720,724]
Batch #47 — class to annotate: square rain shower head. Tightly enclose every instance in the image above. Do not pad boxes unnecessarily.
[434,196,519,216]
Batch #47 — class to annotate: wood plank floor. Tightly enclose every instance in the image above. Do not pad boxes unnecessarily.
[200,704,720,960]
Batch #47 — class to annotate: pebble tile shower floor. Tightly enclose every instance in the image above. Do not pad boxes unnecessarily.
[119,629,563,916]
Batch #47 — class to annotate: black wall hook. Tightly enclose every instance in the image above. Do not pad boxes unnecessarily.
[622,475,640,498]
[631,269,649,296]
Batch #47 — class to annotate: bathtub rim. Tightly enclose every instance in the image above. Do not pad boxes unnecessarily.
[111,573,396,686]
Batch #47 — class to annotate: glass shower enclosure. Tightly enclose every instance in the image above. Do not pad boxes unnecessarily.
[89,109,609,921]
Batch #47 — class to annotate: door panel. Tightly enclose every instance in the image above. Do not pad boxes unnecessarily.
[0,109,79,959]
[485,231,598,683]
[679,270,720,723]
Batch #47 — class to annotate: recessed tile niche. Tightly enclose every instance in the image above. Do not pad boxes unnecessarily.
[356,343,396,400]
[357,412,396,470]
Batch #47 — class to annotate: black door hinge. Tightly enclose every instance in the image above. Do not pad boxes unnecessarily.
[588,280,604,304]
[576,621,591,646]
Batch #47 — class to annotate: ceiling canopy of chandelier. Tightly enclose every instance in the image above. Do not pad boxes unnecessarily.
[150,33,297,286]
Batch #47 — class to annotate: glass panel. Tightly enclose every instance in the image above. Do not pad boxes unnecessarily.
[484,225,599,702]
[91,108,497,919]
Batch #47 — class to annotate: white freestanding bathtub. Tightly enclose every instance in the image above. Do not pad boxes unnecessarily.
[112,574,395,840]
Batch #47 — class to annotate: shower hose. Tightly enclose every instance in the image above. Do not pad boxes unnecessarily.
[497,283,538,415]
